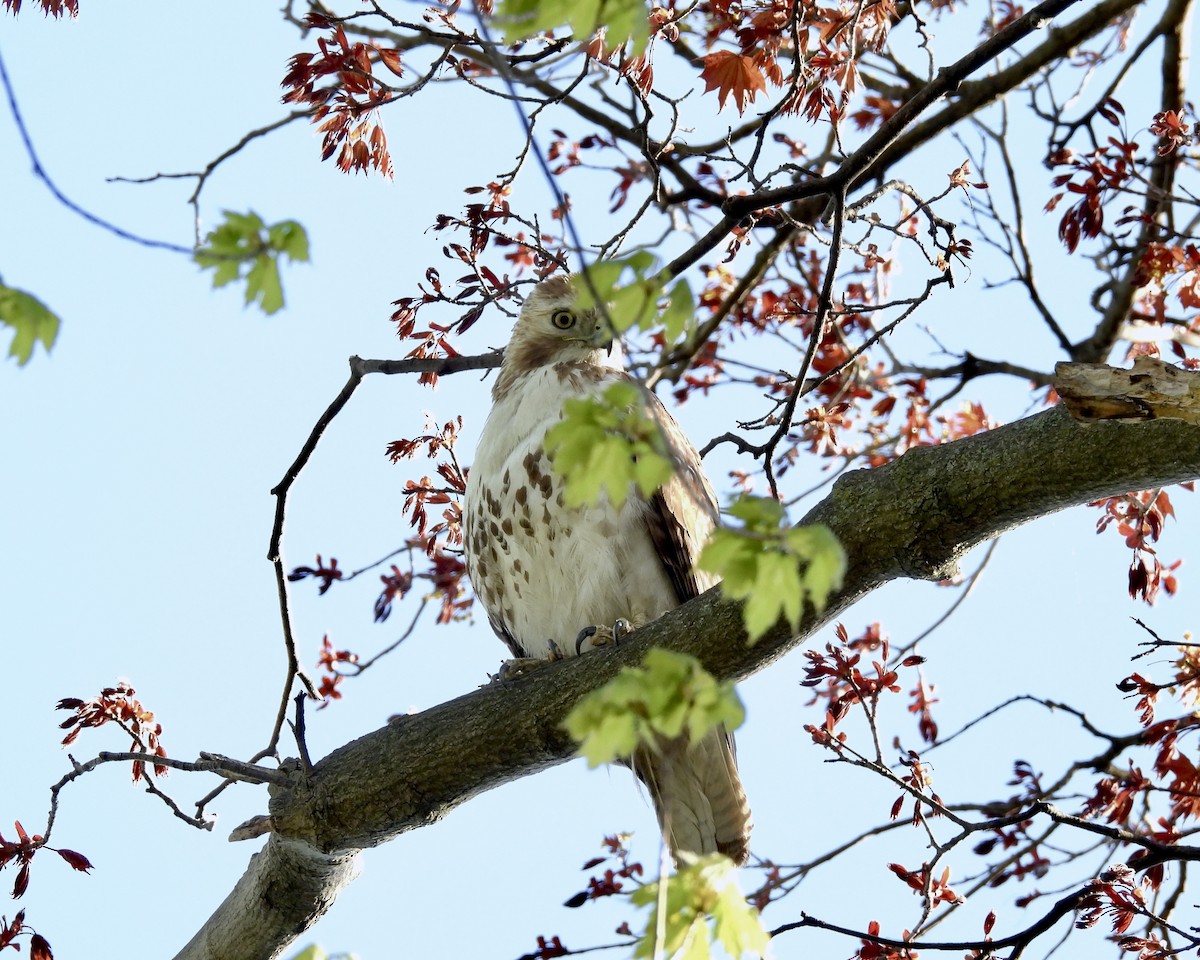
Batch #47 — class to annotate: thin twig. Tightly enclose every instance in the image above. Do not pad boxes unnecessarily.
[0,44,194,256]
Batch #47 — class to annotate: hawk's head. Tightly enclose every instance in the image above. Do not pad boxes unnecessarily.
[494,275,623,398]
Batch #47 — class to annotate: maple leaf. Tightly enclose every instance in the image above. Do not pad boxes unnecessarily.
[699,51,766,115]
[1178,269,1200,309]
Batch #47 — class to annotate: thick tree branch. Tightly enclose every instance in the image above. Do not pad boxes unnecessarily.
[171,838,359,960]
[174,405,1200,960]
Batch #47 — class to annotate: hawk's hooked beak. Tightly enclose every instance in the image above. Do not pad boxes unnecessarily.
[585,308,617,354]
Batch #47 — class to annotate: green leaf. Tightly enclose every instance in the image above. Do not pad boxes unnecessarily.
[661,279,695,343]
[572,256,694,348]
[0,282,60,366]
[726,494,786,530]
[743,551,803,639]
[194,211,309,316]
[285,946,327,960]
[267,220,310,263]
[544,381,672,509]
[699,496,847,643]
[244,255,285,315]
[632,855,768,960]
[564,649,743,768]
[697,531,759,594]
[609,278,658,333]
[787,524,848,613]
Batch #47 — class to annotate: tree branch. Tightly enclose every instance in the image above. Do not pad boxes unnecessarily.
[173,405,1200,960]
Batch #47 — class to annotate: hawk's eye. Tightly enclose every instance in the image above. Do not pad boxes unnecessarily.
[550,309,576,330]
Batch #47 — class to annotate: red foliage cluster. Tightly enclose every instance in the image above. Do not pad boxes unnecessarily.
[972,816,1051,887]
[56,683,167,782]
[692,0,895,124]
[684,257,995,470]
[746,862,785,911]
[887,861,962,906]
[1045,99,1134,253]
[546,130,614,176]
[390,417,467,545]
[1130,242,1200,347]
[0,821,92,900]
[1076,864,1154,936]
[849,94,901,131]
[390,416,472,625]
[547,131,652,213]
[281,15,401,177]
[699,50,769,115]
[906,672,938,744]
[454,182,517,262]
[1134,242,1200,307]
[288,554,343,595]
[520,935,569,960]
[295,418,473,704]
[851,919,914,960]
[423,549,472,625]
[890,750,942,826]
[315,634,359,707]
[1083,763,1152,825]
[583,31,657,96]
[0,818,92,958]
[801,624,931,742]
[373,564,415,624]
[392,266,518,387]
[0,911,52,959]
[1066,632,1200,938]
[563,834,644,909]
[429,182,565,287]
[1149,109,1192,157]
[1090,488,1186,603]
[2,0,75,16]
[801,634,900,719]
[386,415,463,465]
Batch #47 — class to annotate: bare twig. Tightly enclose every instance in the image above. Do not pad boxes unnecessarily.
[0,45,194,255]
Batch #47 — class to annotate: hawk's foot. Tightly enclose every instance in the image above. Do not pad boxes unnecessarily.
[575,618,633,656]
[490,639,566,683]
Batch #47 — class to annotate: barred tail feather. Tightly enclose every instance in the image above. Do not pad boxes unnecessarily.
[635,726,753,866]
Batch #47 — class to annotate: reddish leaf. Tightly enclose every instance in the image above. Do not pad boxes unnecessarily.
[699,51,766,115]
[377,47,404,77]
[56,848,93,873]
[13,862,30,898]
[30,933,53,960]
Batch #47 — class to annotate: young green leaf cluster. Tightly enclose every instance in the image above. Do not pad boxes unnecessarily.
[700,496,846,642]
[631,853,769,960]
[193,211,310,315]
[497,0,651,55]
[543,380,674,509]
[576,253,694,344]
[563,648,744,769]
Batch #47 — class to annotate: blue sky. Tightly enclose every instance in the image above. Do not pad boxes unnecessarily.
[1,4,1197,959]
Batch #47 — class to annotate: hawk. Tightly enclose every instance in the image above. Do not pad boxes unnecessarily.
[463,274,752,864]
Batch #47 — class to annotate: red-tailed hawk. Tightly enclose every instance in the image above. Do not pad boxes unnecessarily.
[463,274,752,864]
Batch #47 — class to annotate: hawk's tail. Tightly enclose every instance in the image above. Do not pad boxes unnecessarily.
[635,726,752,866]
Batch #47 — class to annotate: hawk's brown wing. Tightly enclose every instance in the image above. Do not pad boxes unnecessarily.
[639,385,721,604]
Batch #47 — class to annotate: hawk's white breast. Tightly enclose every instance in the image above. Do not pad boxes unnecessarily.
[464,365,679,659]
